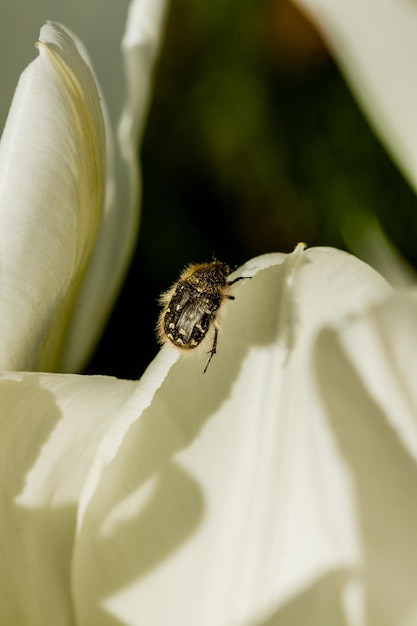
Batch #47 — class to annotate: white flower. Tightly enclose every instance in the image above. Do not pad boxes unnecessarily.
[1,244,401,625]
[1,1,417,625]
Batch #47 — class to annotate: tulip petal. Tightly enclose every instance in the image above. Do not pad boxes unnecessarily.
[74,247,391,625]
[60,0,169,371]
[0,1,168,372]
[121,0,169,146]
[314,291,417,625]
[0,371,136,625]
[293,0,417,195]
[0,22,105,371]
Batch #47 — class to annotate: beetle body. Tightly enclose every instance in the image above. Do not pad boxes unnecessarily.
[157,260,245,372]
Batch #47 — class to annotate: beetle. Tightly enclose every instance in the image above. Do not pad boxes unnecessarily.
[157,260,247,372]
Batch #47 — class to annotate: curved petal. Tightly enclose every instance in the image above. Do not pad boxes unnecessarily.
[73,247,391,625]
[0,1,169,372]
[293,0,417,195]
[0,371,136,625]
[314,291,417,625]
[0,22,105,371]
[61,0,169,372]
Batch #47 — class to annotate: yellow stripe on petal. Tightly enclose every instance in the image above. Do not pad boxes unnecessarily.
[37,27,105,259]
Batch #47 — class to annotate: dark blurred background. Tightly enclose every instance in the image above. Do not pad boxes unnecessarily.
[87,0,417,379]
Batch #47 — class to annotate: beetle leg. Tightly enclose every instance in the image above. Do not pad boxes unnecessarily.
[228,275,251,286]
[203,328,218,374]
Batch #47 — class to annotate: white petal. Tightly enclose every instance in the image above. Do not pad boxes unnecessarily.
[59,0,169,371]
[314,291,417,624]
[0,2,168,372]
[0,22,105,371]
[0,371,135,625]
[73,247,391,625]
[294,0,417,195]
[121,0,169,144]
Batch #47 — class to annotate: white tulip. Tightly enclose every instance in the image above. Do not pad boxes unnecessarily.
[1,1,416,624]
[1,244,397,625]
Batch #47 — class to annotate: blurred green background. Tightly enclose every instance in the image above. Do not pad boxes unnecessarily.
[87,0,417,379]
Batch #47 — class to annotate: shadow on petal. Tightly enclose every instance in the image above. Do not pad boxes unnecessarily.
[314,327,417,626]
[257,569,354,626]
[74,455,203,624]
[0,378,74,624]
